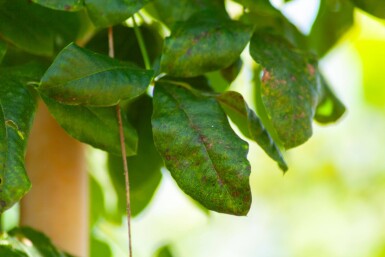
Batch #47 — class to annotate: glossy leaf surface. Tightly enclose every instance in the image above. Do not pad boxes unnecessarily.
[108,95,163,217]
[0,0,83,56]
[40,43,153,107]
[42,96,137,156]
[0,64,42,213]
[217,91,287,171]
[152,82,251,215]
[85,0,151,27]
[31,0,84,11]
[250,31,321,149]
[160,13,253,77]
[350,0,385,19]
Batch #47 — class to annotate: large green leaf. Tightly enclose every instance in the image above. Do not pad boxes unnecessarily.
[152,82,251,215]
[350,0,385,19]
[314,75,346,124]
[85,0,151,27]
[309,0,354,56]
[250,31,321,149]
[31,0,84,11]
[42,96,138,156]
[216,91,288,172]
[108,95,163,217]
[160,12,253,77]
[39,43,153,107]
[0,227,74,257]
[0,64,42,213]
[0,0,84,56]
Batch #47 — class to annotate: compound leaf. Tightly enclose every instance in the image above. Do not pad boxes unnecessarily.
[39,43,153,107]
[216,91,287,172]
[152,82,251,215]
[250,31,321,149]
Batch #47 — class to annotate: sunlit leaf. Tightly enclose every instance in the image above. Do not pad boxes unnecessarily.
[250,30,321,149]
[39,43,153,107]
[0,64,42,213]
[155,245,174,257]
[42,96,138,156]
[350,0,385,19]
[216,91,288,171]
[85,0,151,27]
[152,82,251,215]
[160,12,253,77]
[31,0,84,11]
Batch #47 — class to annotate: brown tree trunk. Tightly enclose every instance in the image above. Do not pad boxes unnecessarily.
[20,101,88,257]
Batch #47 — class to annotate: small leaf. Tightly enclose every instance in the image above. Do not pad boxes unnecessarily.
[0,64,42,213]
[350,0,385,19]
[250,31,321,149]
[220,58,243,83]
[31,0,84,11]
[216,91,288,172]
[85,0,151,27]
[160,12,253,77]
[314,75,345,124]
[152,82,251,215]
[39,43,153,107]
[42,95,138,156]
[155,245,174,257]
[108,95,163,217]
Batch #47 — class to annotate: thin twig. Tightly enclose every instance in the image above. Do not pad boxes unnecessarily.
[108,26,133,257]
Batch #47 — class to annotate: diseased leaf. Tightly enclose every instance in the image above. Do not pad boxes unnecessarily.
[31,0,84,11]
[85,0,151,27]
[152,82,251,215]
[250,31,321,149]
[108,95,163,217]
[350,0,385,19]
[309,0,354,56]
[216,91,287,171]
[0,64,42,213]
[160,12,253,77]
[0,0,84,56]
[42,95,138,156]
[314,75,345,124]
[39,43,153,107]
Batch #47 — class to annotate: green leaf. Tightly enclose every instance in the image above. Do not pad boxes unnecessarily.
[250,31,321,149]
[42,95,138,156]
[90,236,112,257]
[31,0,84,11]
[160,12,254,77]
[314,75,345,124]
[309,0,354,56]
[350,0,385,19]
[154,245,174,257]
[216,91,288,172]
[85,0,151,27]
[0,0,84,56]
[39,43,154,107]
[108,94,163,217]
[0,246,27,257]
[152,82,251,215]
[220,58,243,83]
[0,41,6,63]
[0,64,42,213]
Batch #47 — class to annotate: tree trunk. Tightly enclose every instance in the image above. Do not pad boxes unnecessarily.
[20,101,88,257]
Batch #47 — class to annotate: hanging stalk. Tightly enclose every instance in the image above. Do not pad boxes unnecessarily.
[132,15,151,70]
[108,26,133,257]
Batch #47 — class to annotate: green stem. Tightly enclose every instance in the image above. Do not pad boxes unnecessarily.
[132,15,151,70]
[0,214,3,233]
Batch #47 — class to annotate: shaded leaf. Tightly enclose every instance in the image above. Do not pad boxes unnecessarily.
[0,41,6,63]
[42,96,138,156]
[160,12,253,77]
[152,82,251,215]
[31,0,84,11]
[216,91,287,171]
[85,0,151,27]
[350,0,385,19]
[250,31,321,149]
[39,43,153,107]
[0,64,43,213]
[309,0,354,57]
[0,0,84,56]
[314,75,346,123]
[220,58,243,83]
[108,95,163,217]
